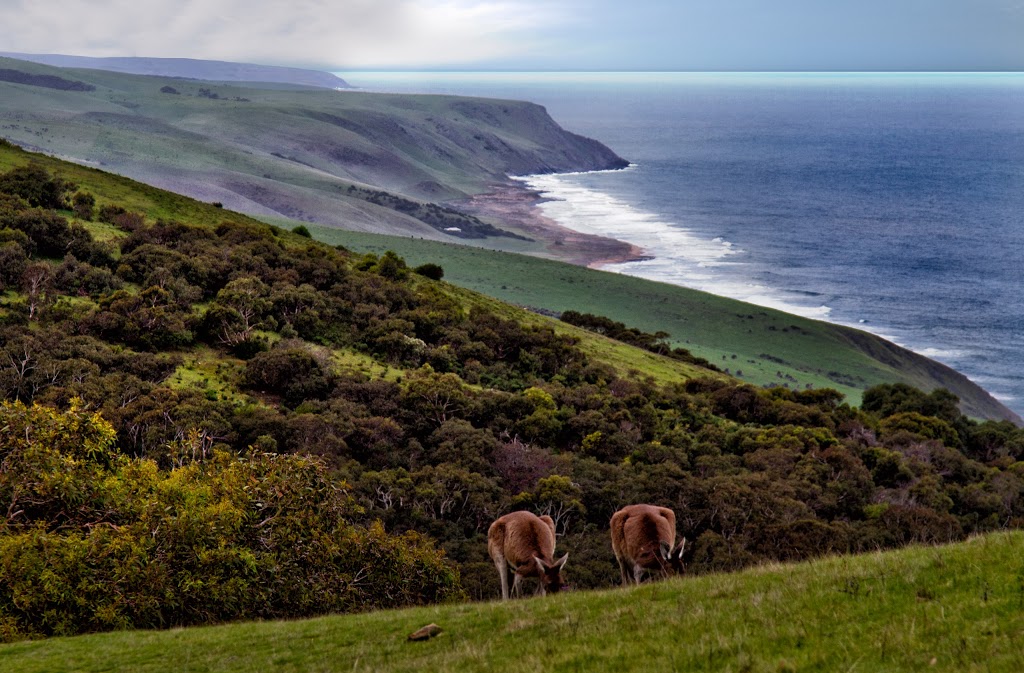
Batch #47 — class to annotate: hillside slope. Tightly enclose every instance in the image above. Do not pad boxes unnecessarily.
[0,59,1014,423]
[0,57,626,234]
[0,140,1014,423]
[2,144,1024,640]
[2,532,1021,672]
[304,228,1021,424]
[0,53,350,89]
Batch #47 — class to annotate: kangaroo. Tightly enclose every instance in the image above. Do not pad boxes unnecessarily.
[488,511,568,599]
[610,504,685,586]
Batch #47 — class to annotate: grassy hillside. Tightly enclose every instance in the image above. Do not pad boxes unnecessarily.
[3,532,1022,672]
[301,227,1020,423]
[0,140,710,390]
[0,56,623,237]
[0,138,1014,422]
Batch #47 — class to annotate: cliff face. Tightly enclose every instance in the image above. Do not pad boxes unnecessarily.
[440,99,629,176]
[0,57,626,234]
[267,95,630,198]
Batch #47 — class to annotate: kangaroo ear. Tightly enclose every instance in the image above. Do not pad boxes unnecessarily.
[553,553,569,569]
[659,540,671,560]
[534,556,547,573]
[675,537,687,559]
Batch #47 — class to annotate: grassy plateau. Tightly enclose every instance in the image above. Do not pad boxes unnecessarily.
[1,532,1021,673]
[0,56,622,238]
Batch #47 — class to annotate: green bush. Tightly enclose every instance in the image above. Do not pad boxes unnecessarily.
[0,163,75,210]
[0,402,462,641]
[413,263,444,281]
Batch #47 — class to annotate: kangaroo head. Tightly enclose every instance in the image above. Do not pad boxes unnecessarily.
[534,553,569,593]
[668,537,686,574]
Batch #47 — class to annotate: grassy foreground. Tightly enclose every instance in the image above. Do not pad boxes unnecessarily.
[3,532,1021,673]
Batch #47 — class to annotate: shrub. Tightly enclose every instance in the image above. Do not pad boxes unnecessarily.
[0,401,462,641]
[0,164,74,210]
[72,192,95,221]
[414,263,444,281]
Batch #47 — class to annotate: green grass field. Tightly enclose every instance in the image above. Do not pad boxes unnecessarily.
[3,532,1021,672]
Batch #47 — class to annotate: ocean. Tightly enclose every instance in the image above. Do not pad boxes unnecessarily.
[336,72,1024,416]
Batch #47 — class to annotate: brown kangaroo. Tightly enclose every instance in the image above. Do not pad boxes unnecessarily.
[488,511,568,599]
[610,504,686,586]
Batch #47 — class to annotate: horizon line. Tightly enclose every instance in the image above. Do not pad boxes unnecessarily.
[333,69,1024,75]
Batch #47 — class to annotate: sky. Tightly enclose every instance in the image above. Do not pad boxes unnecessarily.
[2,0,1023,71]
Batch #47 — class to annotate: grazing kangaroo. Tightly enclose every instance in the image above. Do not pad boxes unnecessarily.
[488,511,569,599]
[610,504,686,586]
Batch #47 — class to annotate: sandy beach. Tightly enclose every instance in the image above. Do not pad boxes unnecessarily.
[454,181,650,269]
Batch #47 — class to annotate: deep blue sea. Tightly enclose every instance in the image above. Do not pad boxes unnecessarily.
[337,72,1024,416]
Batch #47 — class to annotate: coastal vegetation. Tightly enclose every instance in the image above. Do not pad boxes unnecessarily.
[0,402,459,641]
[1,150,1023,643]
[0,58,1014,421]
[300,227,1018,421]
[0,140,1011,422]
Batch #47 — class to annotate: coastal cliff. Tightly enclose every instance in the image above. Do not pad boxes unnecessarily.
[0,57,626,237]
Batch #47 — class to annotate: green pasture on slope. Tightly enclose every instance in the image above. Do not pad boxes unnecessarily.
[3,532,1021,673]
[304,227,1013,419]
[0,140,270,231]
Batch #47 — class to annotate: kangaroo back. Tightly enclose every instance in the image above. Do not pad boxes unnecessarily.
[610,504,683,586]
[488,511,567,599]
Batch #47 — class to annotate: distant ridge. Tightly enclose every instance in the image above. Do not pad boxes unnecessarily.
[0,53,350,89]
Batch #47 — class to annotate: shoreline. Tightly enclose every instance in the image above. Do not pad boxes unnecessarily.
[458,172,1021,421]
[454,181,651,268]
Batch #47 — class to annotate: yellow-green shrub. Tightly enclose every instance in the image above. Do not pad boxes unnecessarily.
[0,401,462,641]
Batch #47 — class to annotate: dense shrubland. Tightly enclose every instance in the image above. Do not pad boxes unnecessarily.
[1,162,1023,639]
[0,402,460,641]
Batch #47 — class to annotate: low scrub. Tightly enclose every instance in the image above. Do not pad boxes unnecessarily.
[0,402,461,642]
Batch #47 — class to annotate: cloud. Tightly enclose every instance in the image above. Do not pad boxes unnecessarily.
[0,0,566,68]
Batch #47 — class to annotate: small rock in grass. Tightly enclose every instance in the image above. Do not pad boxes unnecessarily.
[407,623,443,641]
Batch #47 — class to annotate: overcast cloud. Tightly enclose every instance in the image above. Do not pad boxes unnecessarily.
[0,0,565,68]
[1,0,1022,70]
